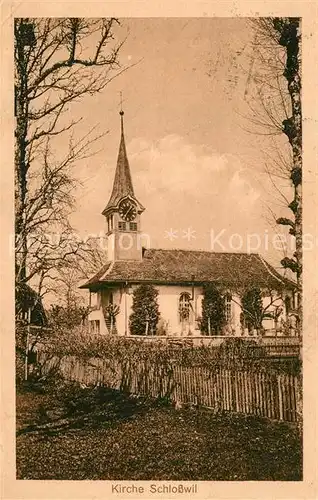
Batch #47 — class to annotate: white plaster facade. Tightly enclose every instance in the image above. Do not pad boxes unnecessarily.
[87,284,290,337]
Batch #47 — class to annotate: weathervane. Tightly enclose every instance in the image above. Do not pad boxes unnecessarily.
[119,91,124,116]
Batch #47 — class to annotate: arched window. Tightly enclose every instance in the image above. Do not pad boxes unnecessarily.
[179,292,191,323]
[225,293,232,323]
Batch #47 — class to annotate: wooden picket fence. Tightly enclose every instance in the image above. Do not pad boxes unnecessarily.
[40,354,300,423]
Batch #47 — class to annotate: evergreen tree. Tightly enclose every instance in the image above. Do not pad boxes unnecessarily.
[241,287,263,333]
[200,284,226,335]
[129,284,160,336]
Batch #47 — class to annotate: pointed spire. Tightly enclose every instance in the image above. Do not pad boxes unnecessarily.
[102,110,135,214]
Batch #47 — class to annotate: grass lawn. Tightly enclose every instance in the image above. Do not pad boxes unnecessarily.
[16,383,302,481]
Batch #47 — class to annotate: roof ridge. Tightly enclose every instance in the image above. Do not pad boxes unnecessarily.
[146,247,259,256]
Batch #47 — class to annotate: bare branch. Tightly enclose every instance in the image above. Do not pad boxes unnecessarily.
[15,17,125,295]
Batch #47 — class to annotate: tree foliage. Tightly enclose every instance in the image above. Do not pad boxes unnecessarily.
[200,284,226,336]
[129,284,160,336]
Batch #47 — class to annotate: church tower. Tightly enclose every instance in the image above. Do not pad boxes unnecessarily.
[102,110,145,261]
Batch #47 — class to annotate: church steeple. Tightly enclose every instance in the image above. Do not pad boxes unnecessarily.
[102,111,136,215]
[102,109,145,262]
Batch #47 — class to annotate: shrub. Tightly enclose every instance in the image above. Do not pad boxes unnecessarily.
[217,337,267,368]
[129,284,160,336]
[200,284,226,335]
[47,304,89,331]
[36,329,301,387]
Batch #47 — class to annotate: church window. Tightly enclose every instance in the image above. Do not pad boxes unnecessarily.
[179,292,191,323]
[129,222,137,231]
[118,221,126,231]
[225,293,232,323]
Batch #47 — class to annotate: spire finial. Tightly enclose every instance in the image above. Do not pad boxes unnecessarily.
[119,91,124,134]
[119,91,124,116]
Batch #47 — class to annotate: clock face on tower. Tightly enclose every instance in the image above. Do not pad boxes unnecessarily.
[118,199,137,222]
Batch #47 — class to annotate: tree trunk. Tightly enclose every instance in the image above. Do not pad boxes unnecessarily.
[275,18,302,335]
[15,21,30,283]
[24,307,31,381]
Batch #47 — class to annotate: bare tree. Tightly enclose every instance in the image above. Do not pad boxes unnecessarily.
[247,18,302,331]
[14,18,125,300]
[76,236,107,280]
[47,236,107,305]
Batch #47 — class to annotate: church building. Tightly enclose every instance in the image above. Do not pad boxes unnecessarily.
[80,111,296,337]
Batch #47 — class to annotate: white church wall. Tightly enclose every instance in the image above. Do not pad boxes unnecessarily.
[111,284,204,336]
[111,284,246,336]
[89,288,124,335]
[87,284,290,338]
[105,286,133,336]
[110,288,128,335]
[155,285,201,335]
[88,308,107,335]
[230,294,242,335]
[125,289,134,334]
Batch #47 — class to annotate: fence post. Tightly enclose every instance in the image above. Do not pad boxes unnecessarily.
[277,374,284,421]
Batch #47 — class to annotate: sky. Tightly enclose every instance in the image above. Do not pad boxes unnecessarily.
[63,18,293,270]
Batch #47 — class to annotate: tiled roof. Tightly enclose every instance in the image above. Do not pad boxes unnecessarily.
[80,248,296,290]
